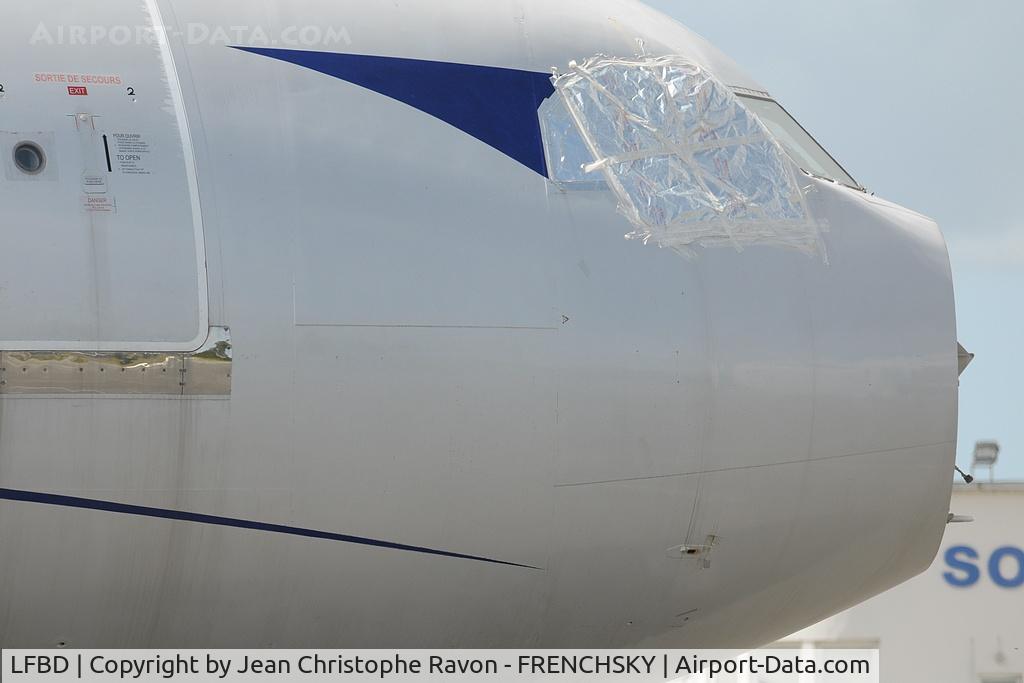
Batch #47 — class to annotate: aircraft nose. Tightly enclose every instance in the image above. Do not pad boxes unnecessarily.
[651,184,960,647]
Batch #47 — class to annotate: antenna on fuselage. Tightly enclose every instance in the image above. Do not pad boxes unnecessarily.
[954,465,974,485]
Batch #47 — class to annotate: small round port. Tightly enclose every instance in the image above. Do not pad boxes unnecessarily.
[13,141,46,175]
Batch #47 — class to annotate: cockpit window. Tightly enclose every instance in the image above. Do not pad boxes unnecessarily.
[737,95,860,189]
[547,56,827,259]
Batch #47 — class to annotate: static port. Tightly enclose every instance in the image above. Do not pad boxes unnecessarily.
[13,141,45,175]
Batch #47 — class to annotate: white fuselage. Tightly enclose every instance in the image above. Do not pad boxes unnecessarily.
[0,0,958,648]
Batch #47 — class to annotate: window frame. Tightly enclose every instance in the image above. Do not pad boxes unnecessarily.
[736,92,864,191]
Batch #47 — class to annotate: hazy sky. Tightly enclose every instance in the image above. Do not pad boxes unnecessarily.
[645,0,1024,480]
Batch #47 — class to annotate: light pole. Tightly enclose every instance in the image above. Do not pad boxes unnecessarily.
[971,441,1001,484]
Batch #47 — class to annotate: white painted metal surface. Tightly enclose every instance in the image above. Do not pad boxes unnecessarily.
[0,0,959,648]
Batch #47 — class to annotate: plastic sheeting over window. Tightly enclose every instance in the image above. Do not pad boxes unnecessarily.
[539,93,607,190]
[551,55,826,259]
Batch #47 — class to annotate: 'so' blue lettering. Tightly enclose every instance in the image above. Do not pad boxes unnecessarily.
[988,546,1024,588]
[943,545,980,587]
